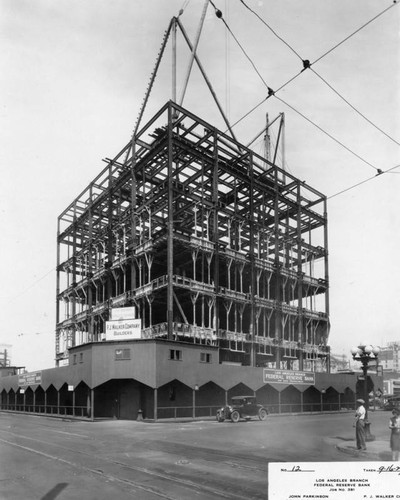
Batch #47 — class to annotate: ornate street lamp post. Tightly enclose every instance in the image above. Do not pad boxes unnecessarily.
[350,342,380,441]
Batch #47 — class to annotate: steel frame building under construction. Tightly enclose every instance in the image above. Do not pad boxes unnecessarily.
[56,100,330,372]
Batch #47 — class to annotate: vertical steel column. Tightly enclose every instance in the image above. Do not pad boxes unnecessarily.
[154,388,158,421]
[297,181,304,370]
[72,390,76,417]
[106,164,114,303]
[167,104,174,339]
[131,139,137,299]
[56,218,61,366]
[323,197,330,373]
[274,167,281,369]
[91,388,95,421]
[249,152,256,367]
[88,185,94,340]
[71,204,77,348]
[212,133,219,332]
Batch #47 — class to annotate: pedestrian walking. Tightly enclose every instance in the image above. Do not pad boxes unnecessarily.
[354,398,366,450]
[389,408,400,461]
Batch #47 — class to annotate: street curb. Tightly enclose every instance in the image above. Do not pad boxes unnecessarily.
[336,443,372,458]
[325,437,391,460]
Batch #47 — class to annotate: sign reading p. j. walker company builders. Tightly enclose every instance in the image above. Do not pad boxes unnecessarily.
[105,319,141,341]
[263,368,315,385]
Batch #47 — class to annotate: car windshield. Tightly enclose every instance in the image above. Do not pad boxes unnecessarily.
[232,397,256,405]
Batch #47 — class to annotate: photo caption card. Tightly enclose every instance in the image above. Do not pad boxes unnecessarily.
[269,462,400,499]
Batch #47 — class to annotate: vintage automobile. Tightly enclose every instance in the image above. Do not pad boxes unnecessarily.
[216,396,268,423]
[382,395,400,411]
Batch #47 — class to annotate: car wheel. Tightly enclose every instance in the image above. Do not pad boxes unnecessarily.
[216,413,225,422]
[258,409,267,421]
[231,410,240,423]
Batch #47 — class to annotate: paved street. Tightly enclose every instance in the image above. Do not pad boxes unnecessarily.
[0,410,394,499]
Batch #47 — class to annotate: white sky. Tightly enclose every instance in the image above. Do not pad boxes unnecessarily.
[1,0,399,371]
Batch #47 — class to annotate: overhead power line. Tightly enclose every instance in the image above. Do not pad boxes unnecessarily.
[237,0,400,147]
[238,0,303,62]
[328,164,400,199]
[209,0,399,199]
[312,1,399,65]
[210,3,383,174]
[311,69,400,147]
[0,267,55,303]
[229,97,267,130]
[209,0,269,88]
[275,96,380,173]
[239,0,399,67]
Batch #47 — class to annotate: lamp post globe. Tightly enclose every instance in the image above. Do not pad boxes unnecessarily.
[350,343,380,442]
[350,347,359,356]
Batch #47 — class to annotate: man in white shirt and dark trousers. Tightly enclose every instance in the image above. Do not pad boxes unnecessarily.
[355,398,367,450]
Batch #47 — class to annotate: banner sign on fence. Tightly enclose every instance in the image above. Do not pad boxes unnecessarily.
[105,319,141,341]
[18,371,42,387]
[263,368,315,385]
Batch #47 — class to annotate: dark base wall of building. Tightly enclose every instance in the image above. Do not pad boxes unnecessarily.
[0,340,383,420]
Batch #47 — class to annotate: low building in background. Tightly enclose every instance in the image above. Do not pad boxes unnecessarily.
[379,342,400,374]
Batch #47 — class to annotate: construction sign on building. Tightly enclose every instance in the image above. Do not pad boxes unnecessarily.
[18,371,42,387]
[105,319,141,341]
[263,368,316,385]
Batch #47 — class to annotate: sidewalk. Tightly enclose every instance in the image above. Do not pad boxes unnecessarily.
[325,436,392,460]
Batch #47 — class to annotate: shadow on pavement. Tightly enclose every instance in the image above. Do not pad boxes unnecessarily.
[40,483,69,500]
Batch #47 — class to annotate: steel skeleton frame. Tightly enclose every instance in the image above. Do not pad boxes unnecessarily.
[56,101,330,371]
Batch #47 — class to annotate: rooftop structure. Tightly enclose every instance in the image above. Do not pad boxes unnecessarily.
[0,344,12,368]
[56,101,330,371]
[377,342,400,373]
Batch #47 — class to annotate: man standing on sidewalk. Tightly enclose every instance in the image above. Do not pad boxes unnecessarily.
[355,398,367,450]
